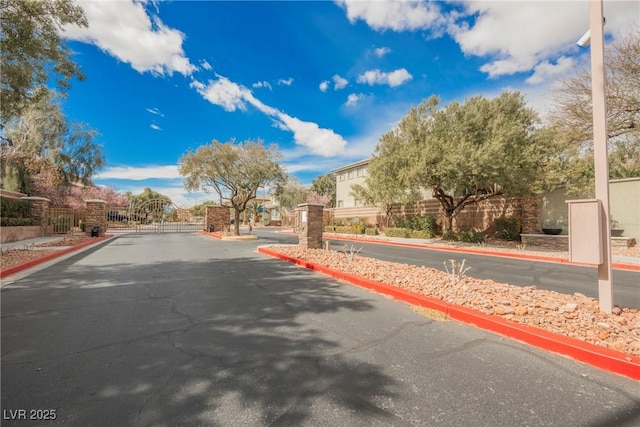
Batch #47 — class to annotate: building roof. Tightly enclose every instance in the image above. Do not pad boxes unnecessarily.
[331,158,371,174]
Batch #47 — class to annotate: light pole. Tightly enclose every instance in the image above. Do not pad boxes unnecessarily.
[577,0,613,313]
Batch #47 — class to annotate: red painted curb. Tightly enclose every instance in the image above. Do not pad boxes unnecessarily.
[317,233,640,272]
[0,235,112,280]
[257,246,640,381]
[199,230,222,239]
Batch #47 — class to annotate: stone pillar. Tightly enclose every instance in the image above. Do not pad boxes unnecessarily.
[205,205,231,233]
[85,199,108,236]
[21,196,51,236]
[521,195,542,234]
[297,203,324,249]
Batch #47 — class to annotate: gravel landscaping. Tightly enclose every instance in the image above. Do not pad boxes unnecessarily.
[266,245,640,358]
[1,235,95,270]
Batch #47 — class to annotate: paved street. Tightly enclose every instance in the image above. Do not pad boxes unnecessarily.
[252,229,640,310]
[2,233,639,426]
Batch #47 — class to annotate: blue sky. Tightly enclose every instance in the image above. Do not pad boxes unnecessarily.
[60,0,639,207]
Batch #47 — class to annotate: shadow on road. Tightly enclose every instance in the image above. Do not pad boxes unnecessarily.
[1,242,403,426]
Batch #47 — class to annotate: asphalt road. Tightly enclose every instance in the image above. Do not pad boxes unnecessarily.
[1,232,639,426]
[251,229,640,310]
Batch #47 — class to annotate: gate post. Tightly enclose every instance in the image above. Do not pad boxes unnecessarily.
[205,205,231,233]
[297,203,324,249]
[85,199,107,236]
[21,196,51,236]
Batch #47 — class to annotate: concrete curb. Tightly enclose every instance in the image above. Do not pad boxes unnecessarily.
[0,235,113,280]
[257,246,640,381]
[317,233,640,272]
[200,231,258,241]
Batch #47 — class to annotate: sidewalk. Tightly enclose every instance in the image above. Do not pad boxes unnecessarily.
[1,236,66,252]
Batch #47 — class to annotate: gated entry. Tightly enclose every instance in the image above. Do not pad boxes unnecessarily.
[107,198,204,232]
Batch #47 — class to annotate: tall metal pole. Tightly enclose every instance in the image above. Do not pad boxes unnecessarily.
[589,0,613,313]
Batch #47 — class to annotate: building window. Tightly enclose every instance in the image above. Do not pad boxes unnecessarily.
[337,200,344,207]
[356,168,363,177]
[347,171,354,179]
[339,173,345,181]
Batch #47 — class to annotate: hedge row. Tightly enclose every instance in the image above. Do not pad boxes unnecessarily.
[442,230,485,243]
[1,217,36,226]
[0,197,32,219]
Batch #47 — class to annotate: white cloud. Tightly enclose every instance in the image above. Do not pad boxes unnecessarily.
[333,74,348,90]
[336,0,448,32]
[146,107,164,116]
[337,0,638,82]
[190,76,251,112]
[252,80,273,90]
[278,77,294,86]
[448,1,638,79]
[192,76,347,157]
[64,0,195,76]
[150,124,162,131]
[94,165,181,180]
[345,93,365,107]
[357,68,412,87]
[200,59,212,70]
[319,80,330,92]
[274,113,347,157]
[526,56,575,85]
[374,46,391,58]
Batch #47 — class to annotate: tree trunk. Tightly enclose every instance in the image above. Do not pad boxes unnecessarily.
[234,210,241,236]
[444,213,454,232]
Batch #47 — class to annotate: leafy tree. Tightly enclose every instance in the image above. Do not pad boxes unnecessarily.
[310,173,336,207]
[0,93,104,193]
[379,92,545,231]
[191,201,217,217]
[551,30,640,183]
[350,151,420,228]
[125,188,172,223]
[0,0,88,123]
[179,139,285,235]
[274,176,309,211]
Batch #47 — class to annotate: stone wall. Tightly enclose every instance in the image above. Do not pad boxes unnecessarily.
[85,199,107,236]
[521,234,636,251]
[21,196,51,237]
[298,204,324,249]
[205,205,230,233]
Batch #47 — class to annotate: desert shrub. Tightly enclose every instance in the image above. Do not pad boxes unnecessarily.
[384,227,411,238]
[0,217,36,226]
[495,217,522,241]
[365,227,378,236]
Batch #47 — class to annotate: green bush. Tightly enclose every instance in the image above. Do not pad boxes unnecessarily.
[384,227,411,238]
[0,197,32,218]
[495,217,522,241]
[0,217,36,226]
[442,230,485,243]
[393,216,437,237]
[442,230,459,241]
[410,230,433,239]
[458,230,485,243]
[365,227,378,236]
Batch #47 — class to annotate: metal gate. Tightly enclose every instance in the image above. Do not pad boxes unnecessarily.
[49,207,82,234]
[107,199,204,233]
